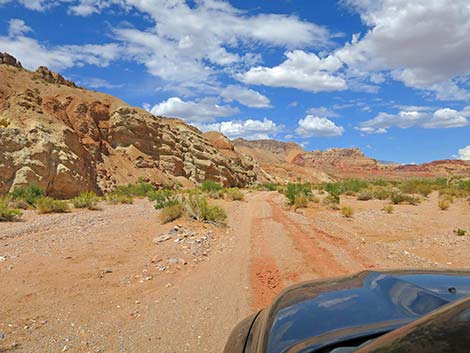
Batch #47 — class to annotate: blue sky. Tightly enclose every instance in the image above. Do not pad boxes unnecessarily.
[1,0,470,163]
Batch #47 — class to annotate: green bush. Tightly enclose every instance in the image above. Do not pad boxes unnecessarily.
[257,183,281,191]
[438,198,451,210]
[149,189,178,209]
[200,180,223,193]
[285,183,312,206]
[383,205,394,214]
[111,180,156,198]
[390,192,420,205]
[106,193,134,204]
[10,184,44,205]
[181,195,227,225]
[398,179,435,197]
[357,190,373,201]
[72,192,99,210]
[454,228,467,237]
[0,198,22,222]
[159,203,183,223]
[35,197,70,214]
[323,179,370,196]
[341,206,354,218]
[225,188,244,201]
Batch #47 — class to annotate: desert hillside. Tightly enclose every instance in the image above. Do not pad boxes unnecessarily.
[0,53,257,197]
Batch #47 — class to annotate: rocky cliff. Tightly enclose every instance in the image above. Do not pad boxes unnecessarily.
[0,54,256,197]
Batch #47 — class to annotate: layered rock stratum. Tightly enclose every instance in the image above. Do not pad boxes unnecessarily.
[0,53,256,197]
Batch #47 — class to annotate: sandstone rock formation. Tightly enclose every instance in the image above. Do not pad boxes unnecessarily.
[0,54,257,197]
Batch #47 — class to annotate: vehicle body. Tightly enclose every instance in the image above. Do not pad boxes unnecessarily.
[224,270,470,353]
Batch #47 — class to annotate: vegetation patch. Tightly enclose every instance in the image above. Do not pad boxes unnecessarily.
[10,184,44,206]
[72,192,99,210]
[0,198,22,222]
[35,197,70,214]
[200,180,223,193]
[284,182,312,206]
[106,193,134,204]
[224,188,244,201]
[390,192,420,205]
[159,203,183,224]
[454,228,467,237]
[149,189,178,209]
[383,205,394,214]
[341,206,354,218]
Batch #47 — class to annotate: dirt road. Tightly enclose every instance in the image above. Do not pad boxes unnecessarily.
[1,191,469,352]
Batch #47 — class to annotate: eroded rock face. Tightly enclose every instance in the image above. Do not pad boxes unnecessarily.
[0,54,257,197]
[0,52,22,68]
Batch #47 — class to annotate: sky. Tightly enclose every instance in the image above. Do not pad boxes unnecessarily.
[1,0,470,164]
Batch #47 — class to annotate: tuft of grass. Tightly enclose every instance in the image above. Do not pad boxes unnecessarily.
[323,194,340,210]
[10,184,44,206]
[341,206,354,218]
[256,183,281,191]
[454,228,467,237]
[224,188,244,201]
[438,198,451,211]
[35,197,70,214]
[200,180,223,193]
[181,195,227,225]
[0,117,10,128]
[159,203,183,223]
[0,198,22,222]
[72,192,99,210]
[383,205,394,214]
[106,193,134,204]
[293,194,308,210]
[111,180,156,198]
[357,190,373,201]
[390,192,420,205]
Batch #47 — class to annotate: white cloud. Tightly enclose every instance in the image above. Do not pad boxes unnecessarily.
[76,77,123,89]
[0,19,122,71]
[296,115,344,137]
[7,19,31,37]
[219,85,270,108]
[307,106,339,118]
[238,50,347,92]
[357,107,470,134]
[199,118,279,140]
[150,97,239,123]
[457,146,470,161]
[339,0,470,100]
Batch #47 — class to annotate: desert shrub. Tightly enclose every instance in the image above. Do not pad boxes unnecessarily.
[390,192,420,205]
[149,189,178,209]
[181,195,227,225]
[438,198,451,211]
[10,184,44,205]
[383,205,394,214]
[454,228,467,237]
[72,192,99,210]
[111,180,156,198]
[357,190,373,201]
[106,193,134,204]
[208,189,225,199]
[159,203,183,223]
[323,194,340,209]
[257,183,280,191]
[285,183,312,206]
[35,197,70,214]
[0,117,10,128]
[225,188,244,201]
[200,180,223,193]
[341,206,354,218]
[324,179,370,196]
[293,194,309,210]
[0,198,22,221]
[398,179,434,197]
[8,198,29,210]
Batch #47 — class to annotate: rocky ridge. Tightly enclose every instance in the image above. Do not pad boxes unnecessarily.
[0,54,256,197]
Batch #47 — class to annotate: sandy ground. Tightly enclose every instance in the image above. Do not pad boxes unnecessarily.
[1,191,470,352]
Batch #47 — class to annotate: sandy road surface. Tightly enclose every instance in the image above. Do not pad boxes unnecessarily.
[1,191,469,352]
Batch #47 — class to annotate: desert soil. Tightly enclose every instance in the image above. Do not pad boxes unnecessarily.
[1,191,470,353]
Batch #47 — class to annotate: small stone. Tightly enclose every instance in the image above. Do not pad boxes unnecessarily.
[0,256,6,262]
[153,235,171,244]
[0,332,5,340]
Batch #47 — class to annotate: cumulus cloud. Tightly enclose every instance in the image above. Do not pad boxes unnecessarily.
[76,77,124,89]
[0,19,122,71]
[199,118,279,140]
[150,97,239,123]
[219,85,270,108]
[296,115,344,137]
[238,50,347,92]
[457,146,470,161]
[339,0,470,99]
[357,107,470,134]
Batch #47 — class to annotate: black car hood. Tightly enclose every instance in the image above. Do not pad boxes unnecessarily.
[239,270,470,353]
